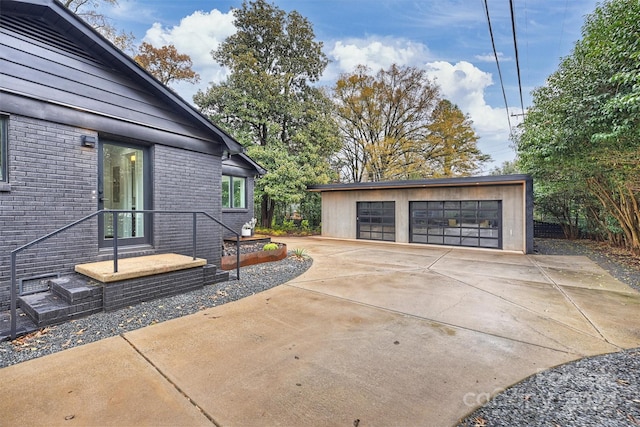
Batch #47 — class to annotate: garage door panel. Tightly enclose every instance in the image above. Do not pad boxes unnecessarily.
[410,200,502,249]
[357,201,396,242]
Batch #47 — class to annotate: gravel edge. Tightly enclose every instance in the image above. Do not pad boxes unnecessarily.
[457,239,640,427]
[0,252,312,369]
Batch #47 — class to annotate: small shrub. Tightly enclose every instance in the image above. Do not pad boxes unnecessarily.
[281,220,296,231]
[292,248,307,259]
[263,243,279,251]
[254,226,269,235]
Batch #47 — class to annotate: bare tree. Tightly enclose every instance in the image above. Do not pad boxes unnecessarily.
[62,0,135,52]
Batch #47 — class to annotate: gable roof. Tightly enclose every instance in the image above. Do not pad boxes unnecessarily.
[0,0,244,155]
[223,153,267,177]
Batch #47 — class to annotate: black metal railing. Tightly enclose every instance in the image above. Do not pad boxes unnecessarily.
[9,209,240,340]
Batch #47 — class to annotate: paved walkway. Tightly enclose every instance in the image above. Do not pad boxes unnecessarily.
[1,237,639,426]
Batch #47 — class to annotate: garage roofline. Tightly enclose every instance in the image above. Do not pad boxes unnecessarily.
[308,174,532,192]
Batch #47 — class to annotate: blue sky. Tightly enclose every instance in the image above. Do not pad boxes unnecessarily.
[105,0,600,171]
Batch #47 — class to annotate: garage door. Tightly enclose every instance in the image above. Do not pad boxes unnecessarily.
[357,201,395,242]
[410,201,501,249]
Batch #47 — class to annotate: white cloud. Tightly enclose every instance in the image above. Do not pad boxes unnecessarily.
[425,61,497,130]
[142,9,237,102]
[324,36,430,82]
[424,61,520,166]
[474,52,511,63]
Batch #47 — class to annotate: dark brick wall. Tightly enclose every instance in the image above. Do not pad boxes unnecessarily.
[0,115,99,310]
[102,267,205,311]
[152,145,222,266]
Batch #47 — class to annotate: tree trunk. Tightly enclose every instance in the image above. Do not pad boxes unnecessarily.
[588,177,640,254]
[261,193,275,228]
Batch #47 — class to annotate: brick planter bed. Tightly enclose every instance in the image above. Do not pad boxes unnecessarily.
[221,243,287,270]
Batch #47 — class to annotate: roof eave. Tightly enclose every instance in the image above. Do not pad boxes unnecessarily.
[308,174,532,192]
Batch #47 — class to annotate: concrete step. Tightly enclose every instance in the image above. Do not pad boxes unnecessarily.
[18,275,104,327]
[19,290,104,327]
[19,292,74,327]
[51,275,102,303]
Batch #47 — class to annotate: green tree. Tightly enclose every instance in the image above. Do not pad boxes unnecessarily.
[194,0,340,227]
[516,0,640,250]
[62,0,135,51]
[490,160,520,176]
[134,42,200,86]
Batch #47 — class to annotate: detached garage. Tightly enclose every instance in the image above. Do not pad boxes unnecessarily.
[309,175,533,254]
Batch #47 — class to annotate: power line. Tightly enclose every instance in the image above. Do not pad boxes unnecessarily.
[481,0,513,136]
[509,0,525,114]
[523,0,530,106]
[557,0,570,60]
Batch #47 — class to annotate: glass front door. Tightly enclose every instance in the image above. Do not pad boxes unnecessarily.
[99,142,149,246]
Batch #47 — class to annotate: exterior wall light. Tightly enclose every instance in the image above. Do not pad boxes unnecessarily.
[82,135,97,148]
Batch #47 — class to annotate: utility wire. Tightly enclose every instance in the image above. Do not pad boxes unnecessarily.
[481,0,513,135]
[557,0,570,60]
[509,0,525,114]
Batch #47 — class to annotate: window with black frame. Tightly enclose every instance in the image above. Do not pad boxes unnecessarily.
[222,175,246,209]
[410,200,501,249]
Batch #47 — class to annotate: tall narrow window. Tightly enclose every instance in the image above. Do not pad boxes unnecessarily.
[0,116,7,182]
[222,175,246,209]
[222,175,231,208]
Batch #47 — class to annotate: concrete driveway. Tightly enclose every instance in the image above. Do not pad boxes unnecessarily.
[1,237,639,426]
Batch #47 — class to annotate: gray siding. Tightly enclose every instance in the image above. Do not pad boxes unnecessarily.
[1,10,223,154]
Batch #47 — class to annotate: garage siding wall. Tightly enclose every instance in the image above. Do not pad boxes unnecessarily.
[320,184,527,252]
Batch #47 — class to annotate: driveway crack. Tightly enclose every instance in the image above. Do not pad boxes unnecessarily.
[120,334,221,426]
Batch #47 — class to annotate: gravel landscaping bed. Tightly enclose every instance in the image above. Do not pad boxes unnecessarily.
[0,252,312,369]
[458,239,640,427]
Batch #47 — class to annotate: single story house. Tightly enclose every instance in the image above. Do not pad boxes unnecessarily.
[309,175,533,253]
[0,0,263,314]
